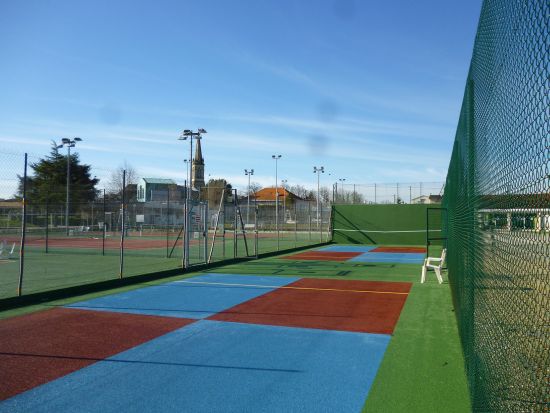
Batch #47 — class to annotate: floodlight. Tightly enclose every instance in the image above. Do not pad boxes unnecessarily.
[62,138,70,143]
[74,137,82,141]
[198,128,207,133]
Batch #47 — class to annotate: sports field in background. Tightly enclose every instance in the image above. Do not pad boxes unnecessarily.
[0,230,323,299]
[0,243,469,413]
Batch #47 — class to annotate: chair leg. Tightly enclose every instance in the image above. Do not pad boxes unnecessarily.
[421,262,427,283]
[435,267,443,284]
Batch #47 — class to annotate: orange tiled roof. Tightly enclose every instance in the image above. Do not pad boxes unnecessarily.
[253,187,297,201]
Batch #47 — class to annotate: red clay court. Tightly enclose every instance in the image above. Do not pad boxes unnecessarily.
[0,308,192,400]
[209,278,411,334]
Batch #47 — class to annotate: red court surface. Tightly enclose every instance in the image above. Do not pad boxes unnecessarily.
[371,246,426,253]
[281,251,362,261]
[209,278,412,334]
[0,308,193,400]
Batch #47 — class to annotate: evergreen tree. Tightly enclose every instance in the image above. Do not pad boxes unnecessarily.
[17,143,99,208]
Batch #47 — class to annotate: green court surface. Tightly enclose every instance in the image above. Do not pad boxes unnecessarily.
[1,244,470,412]
[0,232,320,299]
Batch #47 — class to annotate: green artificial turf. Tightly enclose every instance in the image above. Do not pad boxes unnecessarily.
[0,232,320,299]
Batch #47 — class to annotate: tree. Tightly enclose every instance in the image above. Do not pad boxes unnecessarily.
[106,162,138,200]
[289,184,308,199]
[248,182,262,196]
[204,178,231,206]
[17,143,99,208]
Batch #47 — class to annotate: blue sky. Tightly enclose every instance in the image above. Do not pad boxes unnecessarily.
[0,0,481,196]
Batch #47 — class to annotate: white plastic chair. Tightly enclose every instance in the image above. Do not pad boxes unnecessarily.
[421,248,446,284]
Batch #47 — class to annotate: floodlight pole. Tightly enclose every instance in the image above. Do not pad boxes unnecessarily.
[338,178,346,203]
[272,155,281,250]
[245,169,254,224]
[66,144,71,234]
[313,166,324,231]
[57,137,82,235]
[179,128,207,268]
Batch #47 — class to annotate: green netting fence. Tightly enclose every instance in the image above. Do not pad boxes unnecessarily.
[443,0,549,411]
[332,204,442,246]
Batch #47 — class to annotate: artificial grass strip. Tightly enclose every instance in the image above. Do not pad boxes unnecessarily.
[362,283,471,412]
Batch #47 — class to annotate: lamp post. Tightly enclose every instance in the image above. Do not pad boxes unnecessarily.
[183,159,190,191]
[338,178,346,203]
[272,155,282,250]
[178,128,207,268]
[313,166,324,230]
[281,179,288,223]
[56,137,82,235]
[244,169,254,224]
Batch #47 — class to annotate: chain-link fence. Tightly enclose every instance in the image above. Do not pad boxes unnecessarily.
[0,153,330,300]
[443,0,549,411]
[333,182,444,204]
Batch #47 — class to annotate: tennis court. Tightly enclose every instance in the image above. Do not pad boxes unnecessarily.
[283,245,426,264]
[1,273,411,412]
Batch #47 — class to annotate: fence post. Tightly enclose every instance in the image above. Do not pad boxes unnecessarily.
[294,201,298,247]
[102,189,106,256]
[254,197,258,258]
[203,202,208,264]
[308,201,312,241]
[233,189,237,259]
[45,195,49,253]
[119,170,126,279]
[166,186,170,258]
[17,153,28,297]
[320,201,323,243]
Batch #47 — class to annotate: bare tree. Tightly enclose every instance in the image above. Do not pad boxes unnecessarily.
[248,182,262,195]
[106,162,138,198]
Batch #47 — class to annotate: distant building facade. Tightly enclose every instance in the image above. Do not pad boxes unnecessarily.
[411,194,442,204]
[137,178,184,202]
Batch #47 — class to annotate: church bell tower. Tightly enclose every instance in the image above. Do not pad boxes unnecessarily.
[192,137,205,191]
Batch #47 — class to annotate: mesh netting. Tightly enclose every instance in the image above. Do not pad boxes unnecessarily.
[443,1,549,411]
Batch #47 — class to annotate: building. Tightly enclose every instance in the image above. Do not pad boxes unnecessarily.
[411,194,442,204]
[252,187,302,204]
[137,178,181,202]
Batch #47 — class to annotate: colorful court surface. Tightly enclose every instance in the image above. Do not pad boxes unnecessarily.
[349,252,425,264]
[281,251,363,261]
[284,245,425,264]
[318,245,377,252]
[0,321,390,413]
[1,273,413,412]
[67,274,299,318]
[209,278,411,334]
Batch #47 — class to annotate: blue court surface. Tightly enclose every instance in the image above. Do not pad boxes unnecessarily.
[349,252,425,264]
[1,320,390,413]
[318,245,377,252]
[68,274,299,318]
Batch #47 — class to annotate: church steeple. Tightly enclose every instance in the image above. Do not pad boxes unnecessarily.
[192,137,205,190]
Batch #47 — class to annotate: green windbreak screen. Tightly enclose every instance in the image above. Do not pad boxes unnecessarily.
[443,0,549,411]
[331,204,441,245]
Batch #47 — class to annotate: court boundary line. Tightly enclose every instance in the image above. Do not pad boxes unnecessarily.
[334,229,441,233]
[176,280,409,295]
